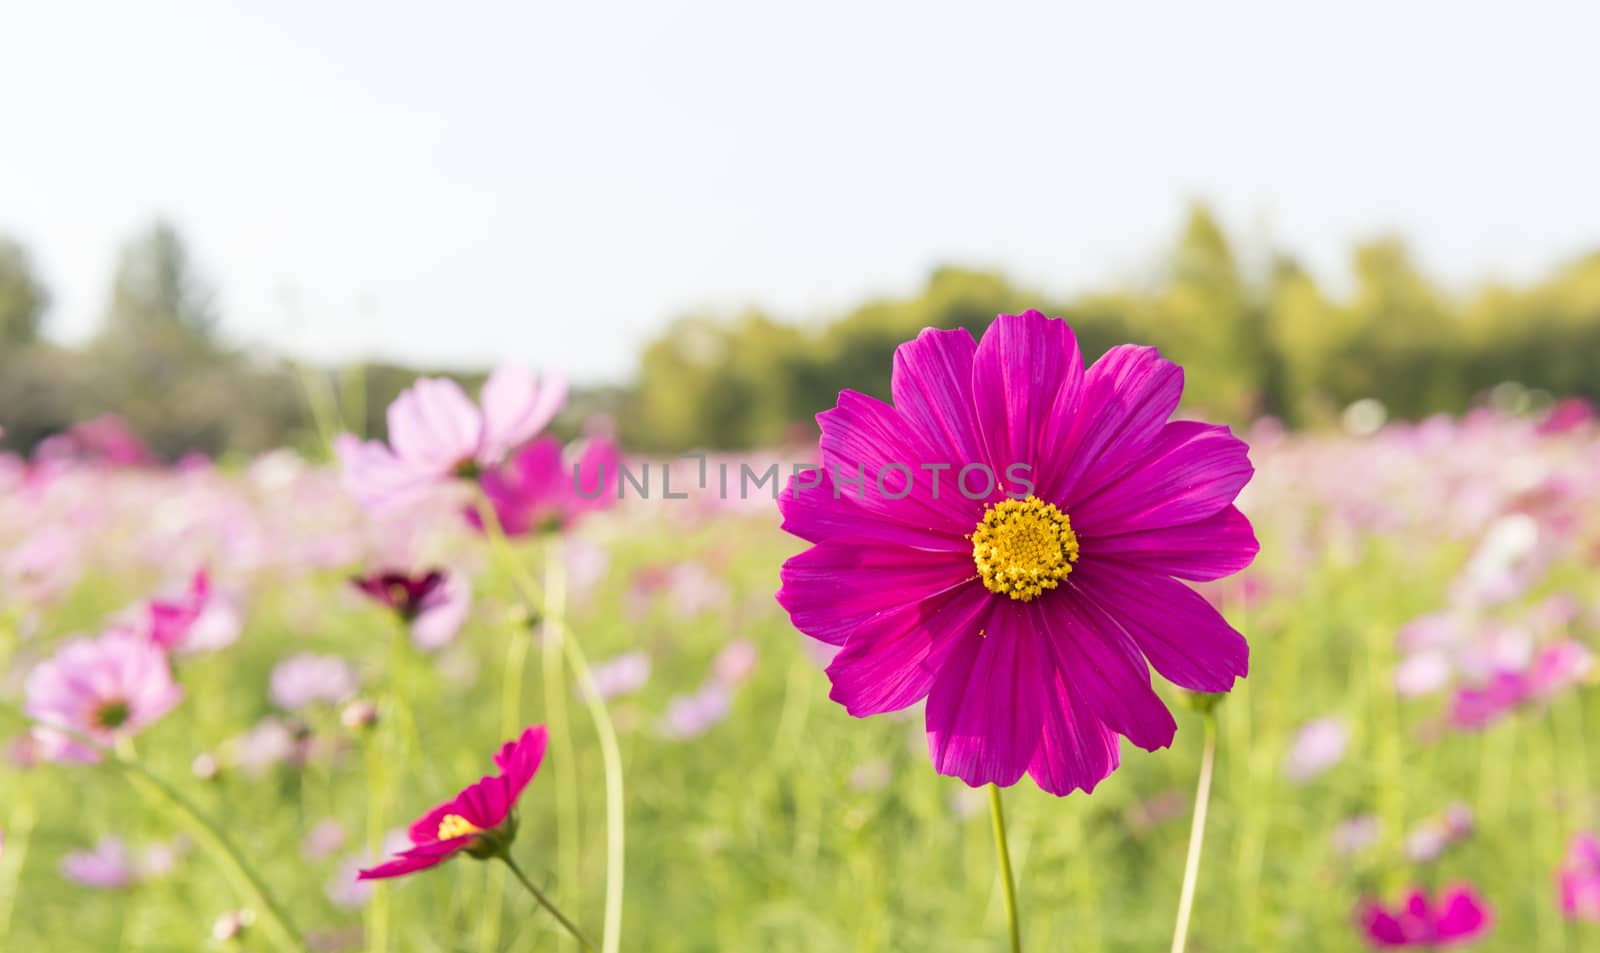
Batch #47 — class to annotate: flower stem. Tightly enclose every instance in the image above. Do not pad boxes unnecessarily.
[1170,713,1218,953]
[117,756,310,953]
[542,533,584,942]
[502,854,599,953]
[561,620,626,953]
[474,497,625,953]
[987,783,1022,953]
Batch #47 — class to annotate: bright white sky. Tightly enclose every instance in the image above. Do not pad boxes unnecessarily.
[3,1,1597,383]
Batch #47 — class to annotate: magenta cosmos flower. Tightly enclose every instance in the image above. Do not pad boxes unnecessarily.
[1357,885,1492,948]
[337,367,566,511]
[1559,833,1600,921]
[359,725,548,879]
[24,630,184,762]
[776,310,1257,795]
[466,434,621,537]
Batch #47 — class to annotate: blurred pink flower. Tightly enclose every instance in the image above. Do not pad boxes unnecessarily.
[141,568,241,654]
[270,654,358,710]
[327,830,410,909]
[588,651,651,700]
[302,819,348,861]
[1448,671,1528,731]
[24,630,183,762]
[1559,833,1600,921]
[336,368,565,511]
[466,435,620,537]
[1284,716,1349,783]
[1405,803,1474,862]
[711,639,758,687]
[34,415,153,468]
[1333,815,1382,856]
[227,717,299,777]
[1357,885,1492,948]
[661,682,732,740]
[61,837,135,889]
[1537,398,1595,436]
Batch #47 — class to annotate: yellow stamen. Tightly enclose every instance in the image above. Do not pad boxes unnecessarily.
[437,814,482,840]
[970,496,1080,602]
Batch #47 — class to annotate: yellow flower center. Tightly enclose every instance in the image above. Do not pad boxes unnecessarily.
[437,814,482,840]
[970,496,1079,602]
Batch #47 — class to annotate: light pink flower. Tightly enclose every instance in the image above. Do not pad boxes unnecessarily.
[336,368,565,512]
[24,630,183,762]
[711,639,758,687]
[61,837,135,889]
[588,651,651,701]
[661,682,732,740]
[302,819,347,861]
[1284,717,1349,783]
[270,654,358,711]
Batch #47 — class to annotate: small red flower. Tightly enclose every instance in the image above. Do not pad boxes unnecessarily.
[358,726,547,880]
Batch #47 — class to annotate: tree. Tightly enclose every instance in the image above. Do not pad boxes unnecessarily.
[0,237,49,348]
[102,221,217,341]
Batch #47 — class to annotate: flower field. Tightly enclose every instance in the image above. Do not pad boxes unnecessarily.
[1,355,1598,952]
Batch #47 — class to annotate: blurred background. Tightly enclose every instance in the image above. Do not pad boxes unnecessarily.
[4,5,1600,951]
[3,1,1597,456]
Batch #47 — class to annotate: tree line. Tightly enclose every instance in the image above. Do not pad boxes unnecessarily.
[2,208,1597,459]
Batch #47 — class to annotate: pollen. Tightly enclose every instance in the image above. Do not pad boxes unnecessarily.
[970,496,1080,602]
[437,814,482,840]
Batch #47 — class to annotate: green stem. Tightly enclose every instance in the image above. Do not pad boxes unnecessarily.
[502,854,599,953]
[117,757,309,953]
[474,497,625,953]
[1170,713,1218,953]
[543,533,584,942]
[987,783,1022,953]
[562,622,626,953]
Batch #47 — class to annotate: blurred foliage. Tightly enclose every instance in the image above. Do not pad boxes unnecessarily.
[0,238,49,348]
[3,207,1600,457]
[622,207,1600,449]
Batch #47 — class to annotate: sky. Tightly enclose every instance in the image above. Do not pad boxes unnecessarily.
[3,1,1598,384]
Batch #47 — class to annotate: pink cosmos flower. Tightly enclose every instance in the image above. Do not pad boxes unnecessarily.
[1559,833,1600,921]
[776,311,1257,795]
[61,836,135,889]
[1283,716,1349,783]
[660,682,732,740]
[24,630,184,762]
[588,651,651,701]
[359,726,548,880]
[467,435,621,537]
[710,639,758,687]
[138,568,241,654]
[1357,885,1492,948]
[337,367,566,511]
[350,569,471,650]
[270,653,359,711]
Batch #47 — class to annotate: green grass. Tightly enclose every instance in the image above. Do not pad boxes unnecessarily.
[1,504,1596,952]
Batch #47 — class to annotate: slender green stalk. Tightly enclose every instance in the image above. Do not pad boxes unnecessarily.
[562,624,627,953]
[543,533,584,938]
[502,854,599,953]
[987,783,1022,953]
[474,497,626,953]
[1170,713,1218,953]
[479,606,531,953]
[118,757,310,953]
